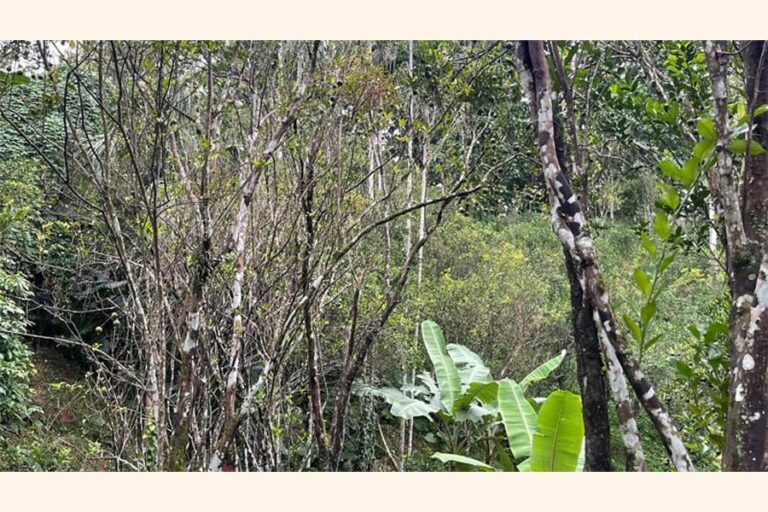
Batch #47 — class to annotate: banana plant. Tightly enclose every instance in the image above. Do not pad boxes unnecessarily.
[441,385,584,472]
[357,320,582,471]
[356,321,498,420]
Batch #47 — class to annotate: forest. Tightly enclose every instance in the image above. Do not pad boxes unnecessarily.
[0,40,766,472]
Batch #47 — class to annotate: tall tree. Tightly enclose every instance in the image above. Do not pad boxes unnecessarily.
[517,40,694,472]
[517,41,620,471]
[704,40,768,471]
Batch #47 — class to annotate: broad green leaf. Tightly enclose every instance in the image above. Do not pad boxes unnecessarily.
[453,381,499,412]
[421,320,461,411]
[417,372,440,396]
[730,139,767,156]
[653,212,671,241]
[447,343,493,386]
[659,183,680,211]
[457,364,493,387]
[680,158,699,187]
[454,404,494,423]
[641,233,657,260]
[736,101,746,120]
[665,102,679,124]
[520,350,566,390]
[697,118,716,140]
[737,103,768,124]
[658,160,681,180]
[704,322,729,343]
[446,343,484,367]
[688,325,702,340]
[432,453,495,471]
[531,391,585,472]
[517,458,532,472]
[622,314,642,342]
[390,398,439,420]
[400,383,428,397]
[361,386,438,420]
[693,138,715,160]
[633,268,652,298]
[498,379,538,459]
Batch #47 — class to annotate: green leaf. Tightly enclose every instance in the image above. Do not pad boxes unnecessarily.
[658,253,676,273]
[753,104,768,120]
[736,101,747,122]
[704,322,729,343]
[497,379,538,459]
[697,118,716,140]
[531,391,585,472]
[641,233,657,260]
[653,212,671,241]
[0,71,30,87]
[519,350,566,390]
[457,364,493,387]
[357,386,438,420]
[693,138,715,160]
[432,453,495,471]
[644,334,662,351]
[730,139,767,156]
[675,360,694,379]
[453,381,499,412]
[517,458,532,472]
[659,183,680,211]
[390,397,439,420]
[446,343,484,367]
[623,314,642,342]
[680,157,699,187]
[688,325,702,340]
[454,404,494,423]
[421,320,462,412]
[447,343,493,386]
[658,160,681,180]
[666,102,679,124]
[633,268,652,298]
[493,438,517,471]
[641,301,657,325]
[737,103,768,124]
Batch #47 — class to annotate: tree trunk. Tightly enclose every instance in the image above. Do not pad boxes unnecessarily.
[522,42,613,471]
[706,40,768,471]
[519,40,693,471]
[564,250,614,470]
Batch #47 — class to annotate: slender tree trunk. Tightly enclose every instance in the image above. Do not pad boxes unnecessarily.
[521,42,613,471]
[519,40,693,471]
[706,40,768,471]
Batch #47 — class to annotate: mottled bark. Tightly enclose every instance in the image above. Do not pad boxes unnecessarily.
[550,42,589,214]
[743,41,768,470]
[705,40,768,471]
[565,250,614,471]
[519,42,614,471]
[519,40,693,471]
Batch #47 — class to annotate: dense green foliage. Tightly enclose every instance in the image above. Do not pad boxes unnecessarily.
[0,40,752,472]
